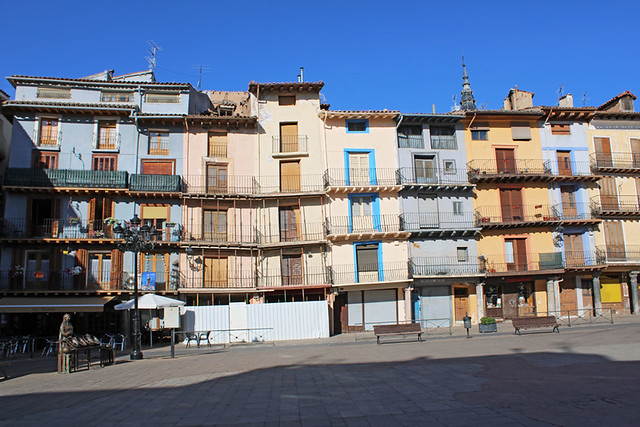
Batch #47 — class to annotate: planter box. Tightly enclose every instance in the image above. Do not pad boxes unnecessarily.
[479,323,497,333]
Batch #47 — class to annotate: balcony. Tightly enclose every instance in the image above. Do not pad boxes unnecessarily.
[564,249,606,270]
[398,167,473,190]
[272,135,308,156]
[93,131,121,151]
[597,245,640,265]
[258,266,331,289]
[257,175,325,195]
[397,135,424,149]
[129,174,182,194]
[591,196,640,218]
[429,134,457,150]
[590,152,640,174]
[0,218,119,241]
[324,168,402,192]
[331,261,409,285]
[475,204,597,229]
[179,272,256,290]
[467,159,553,183]
[0,270,125,292]
[258,223,325,245]
[324,215,407,240]
[181,224,258,247]
[482,252,564,275]
[183,175,258,197]
[400,212,477,237]
[4,168,128,191]
[410,257,483,277]
[37,130,62,150]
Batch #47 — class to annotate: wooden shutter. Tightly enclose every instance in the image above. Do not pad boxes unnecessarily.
[556,151,572,175]
[561,186,577,218]
[141,161,173,175]
[511,123,531,140]
[279,123,299,152]
[600,177,619,210]
[110,249,122,290]
[631,138,640,167]
[279,207,300,241]
[564,234,584,267]
[604,221,625,260]
[594,137,612,166]
[208,132,227,157]
[280,161,300,192]
[281,255,302,286]
[204,258,227,288]
[495,148,516,173]
[500,189,522,222]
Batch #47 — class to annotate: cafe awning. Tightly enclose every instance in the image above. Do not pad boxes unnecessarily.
[0,297,115,313]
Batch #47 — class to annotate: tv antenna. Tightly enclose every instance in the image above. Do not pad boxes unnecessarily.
[558,83,564,100]
[582,91,588,107]
[192,65,210,91]
[146,41,162,71]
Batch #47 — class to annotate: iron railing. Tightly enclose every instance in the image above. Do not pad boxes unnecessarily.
[272,135,308,154]
[563,250,606,268]
[467,159,553,178]
[129,174,182,192]
[0,218,118,239]
[94,131,120,150]
[482,252,564,273]
[429,134,457,150]
[4,168,128,189]
[325,215,402,235]
[324,168,401,187]
[181,225,258,244]
[182,174,258,195]
[590,152,640,171]
[0,270,125,291]
[400,212,476,231]
[258,222,325,244]
[257,174,325,194]
[596,245,640,264]
[398,167,470,185]
[590,195,640,215]
[258,266,331,287]
[410,257,482,277]
[179,273,256,289]
[331,261,409,285]
[475,204,594,226]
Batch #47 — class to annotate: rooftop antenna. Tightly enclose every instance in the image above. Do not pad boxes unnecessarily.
[558,83,564,101]
[583,91,588,107]
[146,41,162,71]
[192,65,210,91]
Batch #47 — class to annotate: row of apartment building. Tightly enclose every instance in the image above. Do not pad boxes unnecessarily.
[0,67,638,337]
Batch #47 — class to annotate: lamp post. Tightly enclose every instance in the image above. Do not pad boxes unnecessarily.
[114,214,160,360]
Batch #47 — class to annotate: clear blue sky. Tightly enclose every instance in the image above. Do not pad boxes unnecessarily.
[2,0,638,112]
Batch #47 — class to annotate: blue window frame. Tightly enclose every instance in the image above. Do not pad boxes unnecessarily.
[348,193,381,232]
[344,149,377,185]
[346,119,369,133]
[353,241,383,282]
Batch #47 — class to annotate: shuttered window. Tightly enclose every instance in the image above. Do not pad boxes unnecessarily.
[511,122,531,140]
[208,132,227,157]
[141,160,173,175]
[551,123,571,135]
[148,131,169,155]
[37,87,70,99]
[278,95,296,106]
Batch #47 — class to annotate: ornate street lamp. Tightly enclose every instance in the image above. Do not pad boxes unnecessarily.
[113,214,160,360]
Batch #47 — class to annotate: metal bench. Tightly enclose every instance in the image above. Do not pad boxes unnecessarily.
[373,323,423,344]
[512,316,560,335]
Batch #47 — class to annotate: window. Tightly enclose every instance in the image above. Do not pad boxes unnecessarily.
[430,126,457,149]
[551,123,571,135]
[148,131,169,155]
[32,151,58,169]
[203,210,227,241]
[208,132,227,157]
[348,152,370,185]
[281,254,303,286]
[96,121,118,149]
[39,118,59,147]
[100,91,133,102]
[414,156,436,183]
[511,122,531,140]
[88,253,112,288]
[280,160,301,192]
[278,95,296,106]
[453,201,463,215]
[145,92,180,103]
[621,97,634,112]
[206,164,228,193]
[204,257,227,288]
[279,123,299,152]
[279,206,300,241]
[443,160,456,173]
[457,247,469,262]
[92,154,117,171]
[142,254,167,288]
[37,87,70,99]
[346,119,368,133]
[25,251,50,285]
[397,125,423,148]
[219,105,234,116]
[471,123,489,141]
[350,196,375,232]
[356,244,379,282]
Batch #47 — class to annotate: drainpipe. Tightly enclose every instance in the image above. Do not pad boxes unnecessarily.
[133,86,143,216]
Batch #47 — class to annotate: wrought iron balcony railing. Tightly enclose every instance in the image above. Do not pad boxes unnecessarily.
[397,134,424,149]
[179,272,256,289]
[258,223,325,244]
[331,261,409,285]
[590,195,640,216]
[325,215,402,235]
[324,168,401,187]
[0,270,126,291]
[590,152,640,172]
[481,252,564,273]
[181,224,258,245]
[467,159,552,180]
[563,249,606,268]
[93,131,121,151]
[272,135,309,154]
[129,174,182,193]
[597,245,640,264]
[258,266,331,288]
[409,257,482,277]
[397,167,470,186]
[400,212,476,231]
[0,218,118,239]
[475,204,594,227]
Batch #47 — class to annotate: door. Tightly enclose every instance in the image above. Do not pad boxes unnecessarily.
[333,293,348,335]
[557,151,572,175]
[349,153,370,185]
[604,221,625,261]
[279,123,299,152]
[564,234,584,267]
[594,137,613,167]
[364,289,398,328]
[417,195,439,228]
[559,280,578,312]
[88,252,112,289]
[142,254,167,290]
[89,197,113,236]
[350,196,374,232]
[24,251,50,290]
[495,148,516,173]
[419,286,453,327]
[204,257,227,288]
[453,287,469,322]
[281,254,303,286]
[631,138,640,168]
[280,160,300,192]
[206,165,228,193]
[203,210,227,241]
[502,283,519,319]
[560,186,578,219]
[279,206,301,241]
[499,188,523,222]
[356,244,379,282]
[31,199,54,237]
[505,238,527,271]
[414,156,436,183]
[600,177,619,210]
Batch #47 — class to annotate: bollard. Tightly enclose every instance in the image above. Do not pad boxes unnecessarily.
[171,328,175,359]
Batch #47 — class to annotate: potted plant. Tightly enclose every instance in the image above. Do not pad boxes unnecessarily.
[479,317,498,333]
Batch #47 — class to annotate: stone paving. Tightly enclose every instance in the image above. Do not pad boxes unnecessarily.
[1,318,640,426]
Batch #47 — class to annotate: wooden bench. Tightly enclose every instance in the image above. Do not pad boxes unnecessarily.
[512,316,559,335]
[373,323,423,344]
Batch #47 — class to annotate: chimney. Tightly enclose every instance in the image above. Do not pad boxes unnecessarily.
[559,93,573,108]
[503,86,534,110]
[300,67,304,83]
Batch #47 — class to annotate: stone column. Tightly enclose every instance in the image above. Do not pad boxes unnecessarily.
[404,287,413,322]
[592,272,602,316]
[629,271,639,315]
[546,278,558,314]
[476,282,485,320]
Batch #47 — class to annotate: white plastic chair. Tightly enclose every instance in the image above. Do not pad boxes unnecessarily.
[114,334,126,351]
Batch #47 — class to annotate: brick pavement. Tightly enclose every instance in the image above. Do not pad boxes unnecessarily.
[1,319,639,426]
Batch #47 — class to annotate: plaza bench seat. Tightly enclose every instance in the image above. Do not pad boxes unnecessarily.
[373,323,423,344]
[512,316,559,335]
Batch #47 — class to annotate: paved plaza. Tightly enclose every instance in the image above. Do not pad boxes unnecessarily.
[1,319,640,426]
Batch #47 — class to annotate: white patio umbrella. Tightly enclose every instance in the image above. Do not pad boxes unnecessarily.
[114,294,186,310]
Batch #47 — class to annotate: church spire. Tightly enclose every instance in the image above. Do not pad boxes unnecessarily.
[460,56,477,110]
